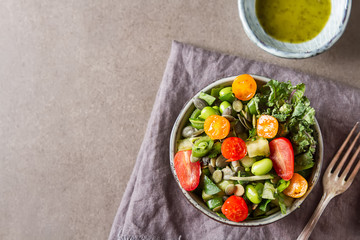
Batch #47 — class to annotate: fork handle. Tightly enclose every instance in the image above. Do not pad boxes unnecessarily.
[297,193,334,240]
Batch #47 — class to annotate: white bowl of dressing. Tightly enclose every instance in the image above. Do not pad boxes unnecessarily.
[238,0,352,59]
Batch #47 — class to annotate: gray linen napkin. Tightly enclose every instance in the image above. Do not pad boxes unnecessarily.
[109,41,360,240]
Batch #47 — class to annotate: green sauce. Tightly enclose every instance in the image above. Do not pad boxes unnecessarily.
[256,0,331,43]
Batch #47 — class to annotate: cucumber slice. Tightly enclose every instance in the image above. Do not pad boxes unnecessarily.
[206,197,223,210]
[189,118,204,129]
[199,92,216,105]
[217,180,235,192]
[177,138,193,151]
[240,156,256,168]
[246,137,270,158]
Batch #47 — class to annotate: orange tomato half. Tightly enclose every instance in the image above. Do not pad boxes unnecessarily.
[204,115,230,140]
[257,115,279,139]
[283,173,308,198]
[232,74,257,101]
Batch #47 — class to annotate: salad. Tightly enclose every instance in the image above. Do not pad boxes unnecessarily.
[174,74,317,222]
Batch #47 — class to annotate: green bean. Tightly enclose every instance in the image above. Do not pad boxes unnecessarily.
[219,87,236,102]
[245,184,262,204]
[251,158,273,176]
[200,106,219,119]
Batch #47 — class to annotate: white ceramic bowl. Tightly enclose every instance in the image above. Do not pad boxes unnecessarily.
[238,0,352,58]
[169,75,323,226]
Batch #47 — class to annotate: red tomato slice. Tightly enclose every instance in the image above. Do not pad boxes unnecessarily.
[174,150,201,191]
[221,137,247,162]
[221,196,248,222]
[269,137,294,181]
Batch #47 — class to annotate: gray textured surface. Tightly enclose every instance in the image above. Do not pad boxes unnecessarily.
[109,41,360,240]
[0,1,359,240]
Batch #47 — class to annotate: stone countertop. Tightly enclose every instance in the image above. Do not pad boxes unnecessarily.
[0,1,359,239]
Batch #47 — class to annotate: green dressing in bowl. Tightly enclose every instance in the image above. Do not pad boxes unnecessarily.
[256,0,331,43]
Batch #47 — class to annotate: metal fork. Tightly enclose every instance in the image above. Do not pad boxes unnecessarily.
[297,122,360,240]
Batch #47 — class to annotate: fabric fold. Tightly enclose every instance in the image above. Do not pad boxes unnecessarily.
[109,41,360,240]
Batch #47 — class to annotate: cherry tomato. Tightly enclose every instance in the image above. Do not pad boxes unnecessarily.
[257,115,279,139]
[283,173,308,198]
[232,74,257,101]
[221,137,247,162]
[221,195,249,222]
[204,115,230,140]
[269,137,294,181]
[174,150,201,191]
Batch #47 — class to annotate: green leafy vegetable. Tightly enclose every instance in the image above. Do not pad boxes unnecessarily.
[203,175,222,195]
[277,193,287,214]
[259,199,271,212]
[262,181,276,200]
[207,142,222,158]
[277,179,290,193]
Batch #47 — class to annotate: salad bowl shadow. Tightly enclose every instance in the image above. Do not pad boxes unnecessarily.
[169,75,323,226]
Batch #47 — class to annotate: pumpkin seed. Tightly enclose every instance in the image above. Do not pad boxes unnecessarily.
[225,184,235,195]
[231,161,241,172]
[216,155,229,168]
[212,170,223,183]
[210,158,216,167]
[191,129,205,137]
[242,108,252,122]
[238,114,252,130]
[234,121,246,135]
[202,156,210,165]
[222,166,235,177]
[252,114,257,128]
[234,184,245,197]
[194,98,208,110]
[182,125,196,138]
[208,164,215,174]
[232,100,243,112]
[222,115,236,122]
[222,106,232,116]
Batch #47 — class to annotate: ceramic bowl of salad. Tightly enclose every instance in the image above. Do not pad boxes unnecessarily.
[169,74,323,226]
[238,0,352,58]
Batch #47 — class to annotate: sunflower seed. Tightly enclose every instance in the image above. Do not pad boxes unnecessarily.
[216,155,229,168]
[234,184,245,197]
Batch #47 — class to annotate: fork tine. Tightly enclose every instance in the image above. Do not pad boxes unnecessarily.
[333,129,360,176]
[326,122,359,173]
[344,146,360,184]
[341,145,360,180]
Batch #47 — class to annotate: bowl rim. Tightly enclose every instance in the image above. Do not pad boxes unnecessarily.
[237,0,352,59]
[169,75,324,226]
